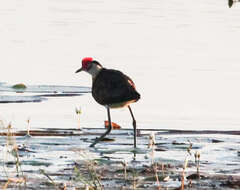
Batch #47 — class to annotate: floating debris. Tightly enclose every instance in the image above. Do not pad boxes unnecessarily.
[172,140,186,145]
[154,147,167,152]
[100,137,115,142]
[212,139,224,143]
[186,173,207,180]
[104,121,121,129]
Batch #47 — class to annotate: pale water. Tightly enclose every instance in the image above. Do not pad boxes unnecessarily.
[0,0,240,131]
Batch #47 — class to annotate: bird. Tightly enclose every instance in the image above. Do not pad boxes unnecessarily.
[75,57,140,148]
[229,0,233,7]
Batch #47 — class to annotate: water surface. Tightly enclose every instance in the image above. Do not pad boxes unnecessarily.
[0,0,240,130]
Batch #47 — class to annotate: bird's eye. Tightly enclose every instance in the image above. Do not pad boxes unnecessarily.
[86,62,92,70]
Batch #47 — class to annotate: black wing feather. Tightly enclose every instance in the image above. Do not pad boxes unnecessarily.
[92,68,140,105]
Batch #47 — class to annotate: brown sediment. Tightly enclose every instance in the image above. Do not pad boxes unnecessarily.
[0,128,239,137]
[0,130,85,136]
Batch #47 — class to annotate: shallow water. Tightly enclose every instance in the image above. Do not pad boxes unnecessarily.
[1,0,240,130]
[0,128,239,189]
[1,1,240,189]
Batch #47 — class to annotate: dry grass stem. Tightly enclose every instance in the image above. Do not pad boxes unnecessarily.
[26,118,31,136]
[3,177,26,190]
[75,107,82,130]
[153,163,161,190]
[195,151,201,178]
[40,169,56,186]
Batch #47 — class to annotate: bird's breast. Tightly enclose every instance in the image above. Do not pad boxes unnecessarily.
[107,99,137,109]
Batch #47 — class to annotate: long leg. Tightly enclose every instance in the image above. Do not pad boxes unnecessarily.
[90,106,112,147]
[128,105,137,148]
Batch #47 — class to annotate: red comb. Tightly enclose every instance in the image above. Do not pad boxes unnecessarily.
[82,57,93,69]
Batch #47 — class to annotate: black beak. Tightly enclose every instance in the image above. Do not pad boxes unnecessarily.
[75,67,83,73]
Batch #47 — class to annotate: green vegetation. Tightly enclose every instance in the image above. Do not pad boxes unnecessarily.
[12,83,27,90]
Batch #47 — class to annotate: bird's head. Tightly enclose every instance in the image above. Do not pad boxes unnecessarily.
[76,57,103,77]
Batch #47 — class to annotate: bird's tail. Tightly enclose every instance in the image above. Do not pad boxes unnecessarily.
[135,91,141,101]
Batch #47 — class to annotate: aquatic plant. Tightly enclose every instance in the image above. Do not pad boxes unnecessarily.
[147,132,162,190]
[12,83,27,89]
[39,169,57,187]
[73,149,103,190]
[75,107,82,130]
[121,160,127,182]
[148,132,156,149]
[180,140,193,190]
[2,123,26,189]
[194,151,201,179]
[25,118,31,137]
